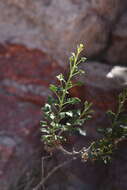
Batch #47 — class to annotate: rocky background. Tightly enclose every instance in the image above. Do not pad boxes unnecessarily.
[0,0,127,190]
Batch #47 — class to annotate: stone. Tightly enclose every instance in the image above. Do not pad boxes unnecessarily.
[107,66,127,85]
[0,0,108,64]
[70,13,110,58]
[106,12,127,64]
[0,0,127,188]
[0,43,62,104]
[0,43,63,190]
[0,135,16,176]
[0,0,90,64]
[0,0,127,65]
[92,0,127,22]
[0,89,41,190]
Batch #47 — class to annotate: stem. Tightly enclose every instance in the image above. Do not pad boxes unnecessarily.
[33,158,73,190]
[59,51,79,109]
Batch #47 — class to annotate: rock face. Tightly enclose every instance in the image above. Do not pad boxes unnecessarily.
[0,0,127,190]
[0,43,63,190]
[0,0,127,64]
[105,12,127,64]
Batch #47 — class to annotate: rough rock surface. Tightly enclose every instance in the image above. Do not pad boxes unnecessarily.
[0,0,127,189]
[105,12,127,64]
[0,0,127,64]
[0,43,63,190]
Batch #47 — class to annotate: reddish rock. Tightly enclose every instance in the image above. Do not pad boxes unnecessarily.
[0,0,127,65]
[0,43,63,104]
[0,43,63,190]
[0,135,16,177]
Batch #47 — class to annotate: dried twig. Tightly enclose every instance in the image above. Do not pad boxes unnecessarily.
[41,155,51,190]
[33,144,92,190]
[33,158,74,190]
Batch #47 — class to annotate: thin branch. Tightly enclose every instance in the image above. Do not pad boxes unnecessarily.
[33,158,74,190]
[42,157,45,190]
[57,145,78,156]
[57,145,91,157]
[24,177,35,190]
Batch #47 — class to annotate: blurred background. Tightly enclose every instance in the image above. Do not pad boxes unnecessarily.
[0,1,127,190]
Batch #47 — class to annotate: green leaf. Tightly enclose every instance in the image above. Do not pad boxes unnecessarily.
[50,121,56,127]
[42,103,52,112]
[77,128,86,136]
[57,87,64,93]
[41,128,49,134]
[84,101,93,111]
[59,112,66,119]
[81,57,87,62]
[72,52,76,58]
[43,135,52,139]
[65,111,73,117]
[107,110,115,118]
[49,84,58,93]
[56,73,65,82]
[49,113,55,120]
[69,55,74,63]
[67,81,73,89]
[65,97,81,105]
[74,119,85,126]
[47,96,58,105]
[40,121,47,127]
[77,44,84,53]
[78,69,85,75]
[66,122,72,126]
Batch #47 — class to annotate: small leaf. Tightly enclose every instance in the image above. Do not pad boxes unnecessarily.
[49,113,55,120]
[120,125,127,128]
[79,44,84,49]
[81,57,87,62]
[59,112,66,119]
[40,121,47,127]
[48,96,58,104]
[67,81,73,89]
[57,87,64,92]
[78,69,85,75]
[49,84,58,93]
[42,103,52,113]
[74,119,85,126]
[65,97,81,105]
[84,101,89,107]
[77,44,84,53]
[69,55,74,63]
[41,128,49,134]
[84,101,93,110]
[72,52,76,57]
[107,110,115,117]
[66,122,71,126]
[77,128,86,136]
[56,74,65,82]
[66,111,73,117]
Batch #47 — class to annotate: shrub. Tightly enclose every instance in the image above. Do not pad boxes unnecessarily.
[34,44,127,190]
